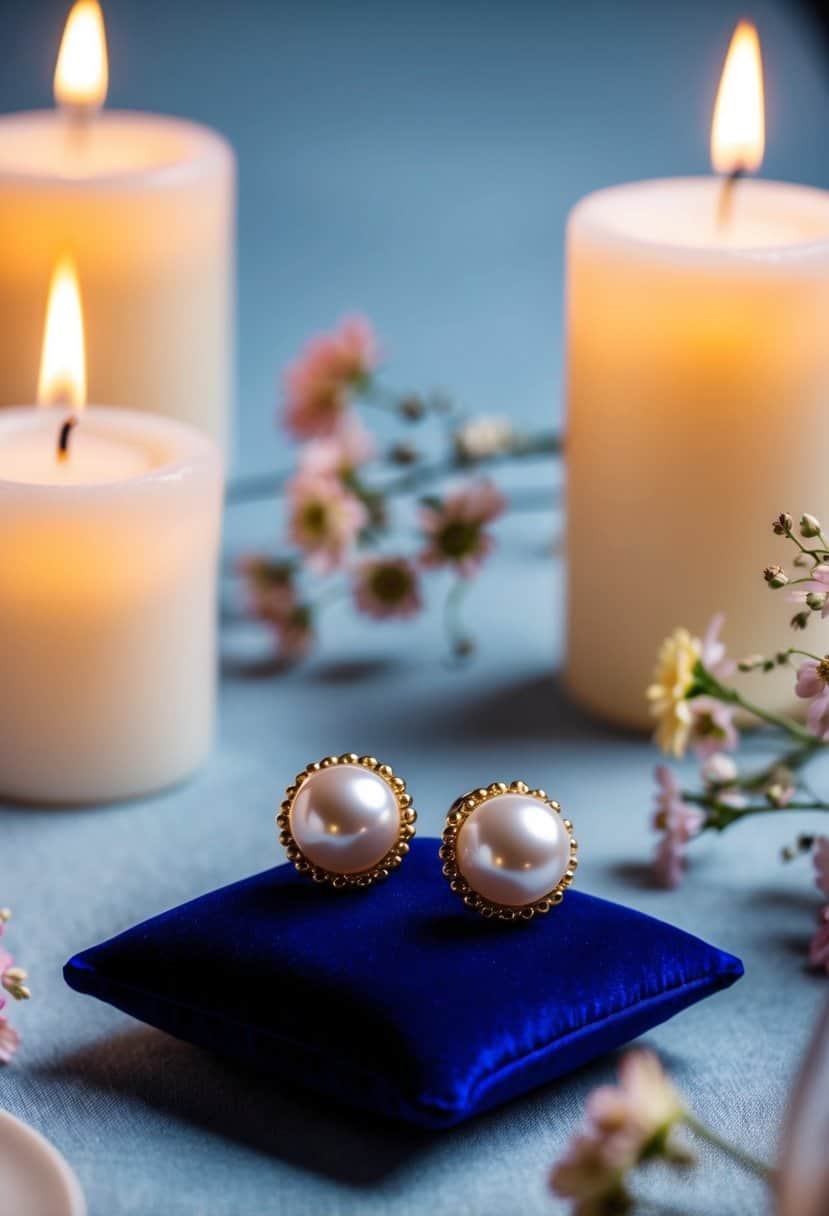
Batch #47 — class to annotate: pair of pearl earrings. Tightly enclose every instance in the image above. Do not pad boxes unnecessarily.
[276,753,578,921]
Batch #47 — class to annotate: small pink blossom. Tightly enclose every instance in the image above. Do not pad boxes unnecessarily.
[550,1050,689,1211]
[814,837,829,900]
[298,415,377,479]
[238,556,296,620]
[652,767,704,889]
[688,696,738,760]
[0,912,28,1063]
[766,777,795,808]
[0,1017,20,1064]
[809,905,829,973]
[717,789,748,809]
[237,556,315,662]
[550,1128,635,1213]
[419,478,506,578]
[271,604,315,662]
[795,659,829,740]
[701,753,738,786]
[788,565,829,617]
[282,317,378,439]
[287,472,368,575]
[700,613,736,679]
[353,557,422,620]
[590,1051,685,1141]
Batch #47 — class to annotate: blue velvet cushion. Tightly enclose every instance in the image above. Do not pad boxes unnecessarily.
[64,838,742,1128]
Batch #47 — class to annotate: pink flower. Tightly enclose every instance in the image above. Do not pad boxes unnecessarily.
[419,478,506,578]
[0,1016,20,1065]
[652,766,704,889]
[809,905,829,973]
[701,753,738,786]
[716,789,748,810]
[550,1129,635,1213]
[353,557,422,620]
[788,565,829,617]
[700,613,736,679]
[238,556,296,619]
[287,472,368,575]
[688,696,738,760]
[271,604,315,662]
[589,1051,685,1142]
[282,317,378,439]
[550,1050,688,1211]
[795,659,829,740]
[237,555,315,662]
[814,837,829,900]
[298,415,377,479]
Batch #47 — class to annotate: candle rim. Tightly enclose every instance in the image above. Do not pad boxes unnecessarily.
[569,176,829,265]
[0,405,221,495]
[0,110,233,192]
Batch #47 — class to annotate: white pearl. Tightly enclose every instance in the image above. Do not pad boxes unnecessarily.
[290,764,400,874]
[456,793,571,907]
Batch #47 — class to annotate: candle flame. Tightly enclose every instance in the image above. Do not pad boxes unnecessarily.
[711,21,765,175]
[38,256,87,411]
[54,0,109,113]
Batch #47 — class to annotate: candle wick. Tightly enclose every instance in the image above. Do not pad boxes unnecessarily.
[717,167,745,228]
[57,414,79,462]
[60,102,97,153]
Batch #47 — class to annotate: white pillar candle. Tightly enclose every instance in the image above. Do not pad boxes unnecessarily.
[564,23,829,728]
[0,254,222,805]
[0,2,235,453]
[0,406,222,804]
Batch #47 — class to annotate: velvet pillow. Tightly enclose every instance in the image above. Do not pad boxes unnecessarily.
[64,838,742,1128]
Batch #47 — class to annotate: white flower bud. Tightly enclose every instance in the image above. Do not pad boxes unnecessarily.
[701,754,738,786]
[764,565,788,589]
[454,415,515,462]
[800,513,822,538]
[737,653,764,672]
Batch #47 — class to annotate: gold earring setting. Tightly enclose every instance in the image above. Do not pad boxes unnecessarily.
[440,782,577,920]
[277,754,416,889]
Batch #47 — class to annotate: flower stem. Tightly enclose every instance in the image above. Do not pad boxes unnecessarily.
[443,579,472,656]
[684,795,829,827]
[697,666,816,745]
[682,1111,774,1182]
[224,429,563,508]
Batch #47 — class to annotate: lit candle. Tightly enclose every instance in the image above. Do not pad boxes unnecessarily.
[565,22,829,728]
[0,1,235,453]
[0,257,222,804]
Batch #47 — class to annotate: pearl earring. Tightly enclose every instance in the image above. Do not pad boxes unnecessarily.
[440,782,578,920]
[277,753,417,888]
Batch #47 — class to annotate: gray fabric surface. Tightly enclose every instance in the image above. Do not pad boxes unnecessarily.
[1,504,827,1215]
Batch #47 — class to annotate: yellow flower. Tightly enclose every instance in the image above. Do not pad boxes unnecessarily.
[647,627,701,757]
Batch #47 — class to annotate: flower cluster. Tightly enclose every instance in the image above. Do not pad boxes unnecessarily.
[0,908,30,1063]
[646,510,829,973]
[550,1049,769,1214]
[551,1051,689,1213]
[236,317,540,663]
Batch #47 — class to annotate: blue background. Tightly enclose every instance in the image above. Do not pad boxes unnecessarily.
[3,0,829,468]
[1,4,829,1215]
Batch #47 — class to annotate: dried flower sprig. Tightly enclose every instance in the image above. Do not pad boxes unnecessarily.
[647,511,829,973]
[0,908,30,1063]
[550,1049,771,1214]
[230,316,560,663]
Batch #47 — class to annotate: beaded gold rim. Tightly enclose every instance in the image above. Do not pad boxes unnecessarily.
[439,781,578,921]
[276,753,417,889]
